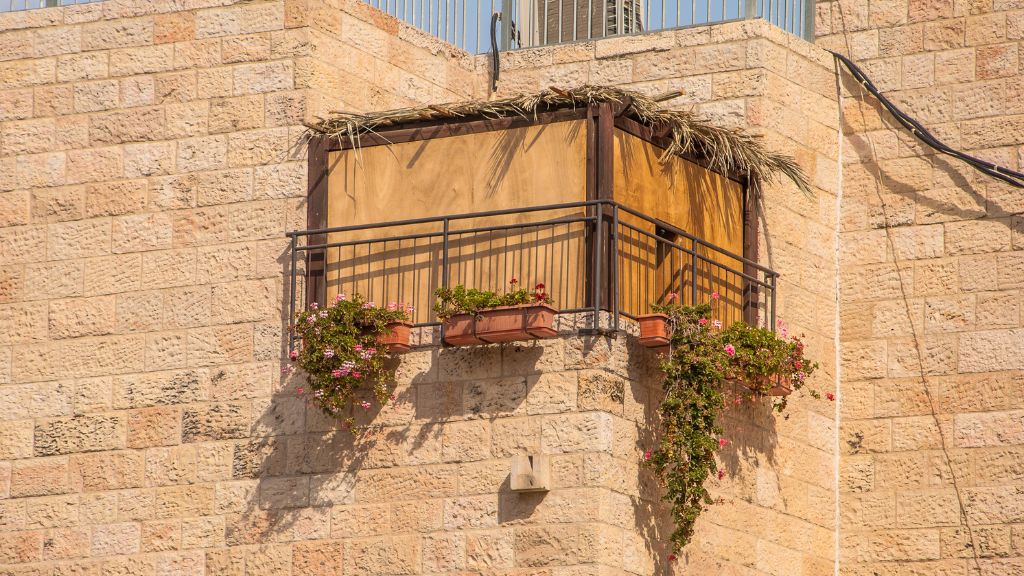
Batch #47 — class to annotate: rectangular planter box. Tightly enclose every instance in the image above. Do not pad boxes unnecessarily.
[443,313,483,346]
[379,321,413,353]
[637,313,671,352]
[726,376,793,397]
[476,306,530,342]
[524,304,558,338]
[362,321,414,353]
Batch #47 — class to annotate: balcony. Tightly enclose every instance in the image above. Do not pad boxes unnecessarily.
[286,199,778,343]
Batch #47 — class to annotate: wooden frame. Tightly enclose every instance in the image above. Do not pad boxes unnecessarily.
[305,102,760,313]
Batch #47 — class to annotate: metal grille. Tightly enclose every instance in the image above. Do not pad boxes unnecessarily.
[360,0,813,54]
[286,200,778,341]
[1,0,100,11]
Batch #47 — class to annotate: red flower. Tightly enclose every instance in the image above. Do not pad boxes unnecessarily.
[535,283,545,289]
[510,279,518,284]
[668,554,677,562]
[826,393,835,401]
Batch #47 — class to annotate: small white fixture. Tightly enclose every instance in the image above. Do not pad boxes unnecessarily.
[510,454,550,492]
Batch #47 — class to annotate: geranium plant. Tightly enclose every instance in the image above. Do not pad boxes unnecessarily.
[286,294,412,430]
[433,279,551,319]
[644,295,823,553]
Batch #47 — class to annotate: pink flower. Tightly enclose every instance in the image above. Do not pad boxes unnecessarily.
[360,401,371,410]
[698,318,708,325]
[719,439,727,446]
[335,294,345,301]
[667,293,678,300]
[354,344,363,352]
[717,470,725,480]
[826,393,835,401]
[298,388,303,394]
[407,306,415,313]
[711,292,719,300]
[306,316,315,324]
[643,449,652,461]
[289,351,298,360]
[310,302,318,310]
[387,302,397,311]
[319,311,328,318]
[723,344,736,356]
[324,349,335,358]
[352,371,361,378]
[712,320,722,328]
[362,302,372,309]
[332,369,344,377]
[281,366,293,374]
[794,361,802,370]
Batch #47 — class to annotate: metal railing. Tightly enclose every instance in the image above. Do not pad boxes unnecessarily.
[1,0,100,11]
[286,200,777,340]
[364,0,812,53]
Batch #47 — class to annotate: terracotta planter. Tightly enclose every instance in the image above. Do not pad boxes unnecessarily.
[476,306,530,342]
[443,313,483,346]
[378,321,413,353]
[637,313,671,352]
[524,303,558,338]
[362,321,413,353]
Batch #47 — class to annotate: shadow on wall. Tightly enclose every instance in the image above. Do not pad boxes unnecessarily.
[237,243,784,572]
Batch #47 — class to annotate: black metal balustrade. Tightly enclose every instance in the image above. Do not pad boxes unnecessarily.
[286,200,777,343]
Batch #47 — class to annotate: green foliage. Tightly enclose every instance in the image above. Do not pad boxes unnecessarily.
[433,280,552,320]
[287,294,411,431]
[645,298,820,553]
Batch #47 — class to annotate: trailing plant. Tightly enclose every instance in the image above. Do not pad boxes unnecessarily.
[433,279,552,320]
[644,295,824,555]
[286,294,412,430]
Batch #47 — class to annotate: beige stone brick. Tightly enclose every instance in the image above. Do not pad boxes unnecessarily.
[142,519,181,552]
[944,220,1011,255]
[28,185,82,223]
[35,413,127,456]
[66,147,124,185]
[0,419,34,460]
[46,218,111,260]
[977,43,1019,79]
[155,12,195,44]
[954,409,1024,447]
[69,450,144,492]
[154,71,197,105]
[48,295,116,339]
[82,17,154,51]
[16,152,66,189]
[146,330,188,371]
[62,333,146,377]
[124,142,175,178]
[186,325,252,367]
[1,117,54,157]
[0,530,43,564]
[112,213,173,253]
[177,135,228,173]
[923,294,975,333]
[165,100,209,139]
[121,75,166,112]
[0,88,33,122]
[11,457,70,497]
[41,526,90,559]
[74,376,113,415]
[92,522,142,556]
[83,180,146,217]
[146,445,197,488]
[0,189,29,227]
[110,44,174,77]
[127,407,181,448]
[142,248,198,289]
[34,84,73,117]
[182,403,250,442]
[174,39,222,72]
[84,254,141,296]
[90,106,164,146]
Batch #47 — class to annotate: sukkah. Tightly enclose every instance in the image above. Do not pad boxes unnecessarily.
[305,85,811,197]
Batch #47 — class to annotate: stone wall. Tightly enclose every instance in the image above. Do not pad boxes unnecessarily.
[488,20,843,575]
[816,0,1024,573]
[1,1,850,575]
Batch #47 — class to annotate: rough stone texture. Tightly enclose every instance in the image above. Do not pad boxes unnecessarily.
[817,0,1024,570]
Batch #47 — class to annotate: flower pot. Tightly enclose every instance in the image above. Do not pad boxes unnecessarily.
[378,321,413,353]
[524,303,557,338]
[443,313,483,346]
[637,313,671,352]
[476,306,530,342]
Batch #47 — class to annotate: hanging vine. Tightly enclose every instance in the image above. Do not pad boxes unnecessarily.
[644,296,826,553]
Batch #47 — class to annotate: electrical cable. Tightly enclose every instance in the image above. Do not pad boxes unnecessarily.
[490,13,500,92]
[829,50,1024,189]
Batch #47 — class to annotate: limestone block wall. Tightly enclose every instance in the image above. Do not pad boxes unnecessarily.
[0,0,477,574]
[816,0,1024,572]
[485,20,844,576]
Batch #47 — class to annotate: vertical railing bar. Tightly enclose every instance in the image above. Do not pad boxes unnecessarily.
[592,207,604,330]
[289,235,297,352]
[587,0,593,39]
[602,0,607,36]
[611,206,619,331]
[573,0,578,41]
[544,0,549,43]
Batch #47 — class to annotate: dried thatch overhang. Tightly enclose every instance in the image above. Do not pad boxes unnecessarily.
[304,85,810,199]
[295,85,806,326]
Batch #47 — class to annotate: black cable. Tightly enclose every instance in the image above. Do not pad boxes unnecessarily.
[490,13,500,92]
[829,50,1024,189]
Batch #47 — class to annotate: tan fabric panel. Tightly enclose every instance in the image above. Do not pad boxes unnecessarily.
[612,129,747,323]
[323,120,588,320]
